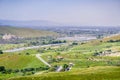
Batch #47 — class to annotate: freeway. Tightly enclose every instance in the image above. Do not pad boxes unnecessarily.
[3,43,65,53]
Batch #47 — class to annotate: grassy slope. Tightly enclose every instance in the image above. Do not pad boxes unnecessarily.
[0,26,58,38]
[8,66,120,80]
[1,34,120,80]
[0,53,45,69]
[102,34,120,42]
[0,44,25,50]
[40,41,120,68]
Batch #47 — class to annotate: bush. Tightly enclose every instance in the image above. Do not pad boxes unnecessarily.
[26,52,30,55]
[63,64,69,71]
[6,69,13,74]
[93,52,99,56]
[0,50,3,54]
[24,68,35,72]
[13,69,19,73]
[0,66,5,72]
[72,42,78,45]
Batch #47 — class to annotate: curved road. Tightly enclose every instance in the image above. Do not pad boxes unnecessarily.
[3,43,66,72]
[36,54,63,72]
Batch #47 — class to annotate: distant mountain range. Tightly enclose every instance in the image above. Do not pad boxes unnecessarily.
[0,20,63,28]
[0,20,119,29]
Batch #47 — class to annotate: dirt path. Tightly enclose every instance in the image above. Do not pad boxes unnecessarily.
[36,54,51,67]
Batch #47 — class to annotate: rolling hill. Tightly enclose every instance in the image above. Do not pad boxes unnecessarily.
[102,34,120,42]
[0,35,120,80]
[0,26,58,38]
[0,32,120,80]
[8,66,120,80]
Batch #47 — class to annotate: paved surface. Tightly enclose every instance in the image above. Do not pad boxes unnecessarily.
[56,66,63,72]
[3,43,66,72]
[3,43,65,53]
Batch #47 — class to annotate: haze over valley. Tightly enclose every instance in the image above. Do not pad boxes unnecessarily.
[0,0,120,80]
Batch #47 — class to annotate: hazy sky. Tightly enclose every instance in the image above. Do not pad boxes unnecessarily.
[0,0,120,26]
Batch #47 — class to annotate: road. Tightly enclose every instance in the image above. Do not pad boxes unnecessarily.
[36,54,51,67]
[3,43,65,72]
[56,66,63,72]
[3,43,65,53]
[36,54,63,72]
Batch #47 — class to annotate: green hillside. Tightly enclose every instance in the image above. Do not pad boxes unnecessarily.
[0,53,45,69]
[8,66,120,80]
[102,34,120,42]
[0,34,120,80]
[0,26,58,38]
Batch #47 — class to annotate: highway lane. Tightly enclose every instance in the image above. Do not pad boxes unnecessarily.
[3,43,65,53]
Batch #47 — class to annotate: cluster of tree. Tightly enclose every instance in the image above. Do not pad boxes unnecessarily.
[28,40,66,46]
[72,42,78,45]
[93,52,100,56]
[93,50,113,56]
[93,50,103,56]
[49,40,66,44]
[0,36,57,45]
[49,64,70,72]
[0,66,49,75]
[107,39,120,43]
[63,64,69,71]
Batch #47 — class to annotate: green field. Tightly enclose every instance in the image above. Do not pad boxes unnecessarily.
[8,66,120,80]
[0,53,45,69]
[0,44,25,50]
[0,34,120,80]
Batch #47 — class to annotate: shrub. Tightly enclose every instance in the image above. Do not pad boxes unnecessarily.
[13,69,19,73]
[26,52,30,55]
[72,42,78,45]
[6,69,13,74]
[63,64,69,71]
[24,68,35,72]
[93,52,99,56]
[0,50,3,54]
[0,66,5,72]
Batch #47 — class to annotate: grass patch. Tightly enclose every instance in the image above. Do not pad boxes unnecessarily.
[8,66,120,80]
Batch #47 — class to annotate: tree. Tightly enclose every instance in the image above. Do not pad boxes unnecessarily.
[93,52,99,56]
[72,42,78,45]
[63,40,67,43]
[26,52,30,55]
[0,50,3,54]
[108,40,114,42]
[63,64,69,71]
[0,66,5,72]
